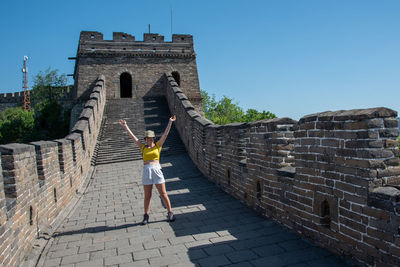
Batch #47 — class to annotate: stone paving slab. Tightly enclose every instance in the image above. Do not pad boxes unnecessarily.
[39,154,354,267]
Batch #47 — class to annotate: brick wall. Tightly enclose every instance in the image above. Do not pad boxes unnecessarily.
[0,76,106,267]
[165,73,400,266]
[0,92,24,112]
[0,88,75,113]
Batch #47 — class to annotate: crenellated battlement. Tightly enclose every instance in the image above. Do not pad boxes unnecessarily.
[78,31,194,56]
[164,73,400,266]
[0,91,26,112]
[0,76,106,267]
[0,91,24,99]
[0,91,24,102]
[0,87,75,113]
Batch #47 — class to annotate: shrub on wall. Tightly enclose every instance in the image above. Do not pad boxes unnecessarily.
[32,68,68,103]
[32,68,71,140]
[35,99,70,140]
[0,68,71,144]
[0,106,37,144]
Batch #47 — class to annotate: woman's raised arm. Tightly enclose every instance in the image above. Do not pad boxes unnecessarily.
[158,115,176,147]
[119,119,142,150]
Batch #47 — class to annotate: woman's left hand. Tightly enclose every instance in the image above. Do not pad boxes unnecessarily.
[169,115,176,122]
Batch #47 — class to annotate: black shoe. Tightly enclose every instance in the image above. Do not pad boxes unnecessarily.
[167,212,175,222]
[141,214,149,225]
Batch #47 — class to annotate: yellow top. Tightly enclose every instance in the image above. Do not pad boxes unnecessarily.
[141,141,162,161]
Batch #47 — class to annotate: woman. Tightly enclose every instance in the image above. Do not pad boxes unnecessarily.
[119,115,176,225]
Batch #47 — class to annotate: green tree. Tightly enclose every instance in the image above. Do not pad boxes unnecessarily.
[0,67,71,144]
[31,68,70,140]
[0,107,37,144]
[32,68,68,103]
[201,90,217,118]
[35,99,70,139]
[243,109,276,122]
[201,90,276,125]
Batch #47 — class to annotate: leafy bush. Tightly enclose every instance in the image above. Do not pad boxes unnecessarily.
[35,99,70,140]
[201,90,276,125]
[0,68,71,144]
[0,107,37,144]
[32,68,70,140]
[32,68,68,103]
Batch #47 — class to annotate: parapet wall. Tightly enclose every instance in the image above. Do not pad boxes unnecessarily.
[78,31,194,55]
[0,91,25,113]
[164,73,400,266]
[0,76,106,267]
[0,87,75,113]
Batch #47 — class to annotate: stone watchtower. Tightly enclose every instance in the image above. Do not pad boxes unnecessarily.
[71,31,202,109]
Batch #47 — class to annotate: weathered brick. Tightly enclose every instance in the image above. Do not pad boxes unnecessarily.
[344,121,369,130]
[343,193,367,205]
[344,159,369,168]
[385,139,399,148]
[340,216,366,233]
[299,122,316,130]
[384,118,399,128]
[321,139,339,147]
[335,181,357,194]
[340,225,362,240]
[377,167,400,178]
[389,245,400,257]
[316,121,335,130]
[363,206,390,220]
[293,130,307,138]
[367,227,394,242]
[379,128,399,138]
[363,236,389,252]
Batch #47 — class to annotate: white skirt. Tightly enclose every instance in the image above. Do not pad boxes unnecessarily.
[142,164,165,185]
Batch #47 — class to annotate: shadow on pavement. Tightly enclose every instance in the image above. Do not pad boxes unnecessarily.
[158,154,353,267]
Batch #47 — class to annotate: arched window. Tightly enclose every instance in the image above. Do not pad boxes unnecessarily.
[171,71,181,86]
[120,72,132,98]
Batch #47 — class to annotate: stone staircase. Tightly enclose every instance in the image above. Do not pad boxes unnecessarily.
[92,97,186,165]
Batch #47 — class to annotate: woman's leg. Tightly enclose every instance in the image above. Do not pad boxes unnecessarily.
[155,183,172,212]
[143,184,153,214]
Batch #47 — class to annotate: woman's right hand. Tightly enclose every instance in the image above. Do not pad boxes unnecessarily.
[119,119,127,127]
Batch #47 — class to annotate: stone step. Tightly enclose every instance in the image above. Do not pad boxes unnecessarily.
[92,97,186,165]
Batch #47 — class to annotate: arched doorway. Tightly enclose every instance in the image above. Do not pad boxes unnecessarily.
[120,72,132,98]
[171,71,181,86]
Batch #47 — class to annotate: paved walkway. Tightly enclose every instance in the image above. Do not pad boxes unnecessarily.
[40,154,351,267]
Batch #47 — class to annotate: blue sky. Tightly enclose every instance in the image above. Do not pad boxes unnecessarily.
[1,0,399,120]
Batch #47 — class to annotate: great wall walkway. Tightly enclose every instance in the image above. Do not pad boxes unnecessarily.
[31,96,353,267]
[37,154,351,267]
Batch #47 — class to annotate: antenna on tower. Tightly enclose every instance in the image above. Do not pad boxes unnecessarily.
[22,56,31,111]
